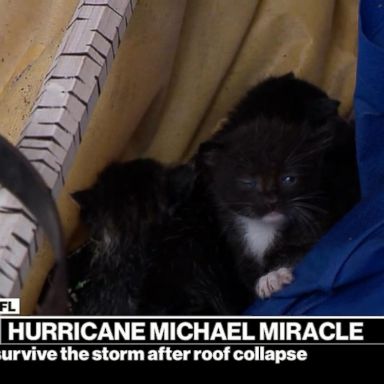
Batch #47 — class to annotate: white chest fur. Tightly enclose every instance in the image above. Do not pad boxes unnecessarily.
[235,215,280,264]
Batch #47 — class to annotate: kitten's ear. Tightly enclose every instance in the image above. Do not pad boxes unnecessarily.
[196,140,224,168]
[71,189,94,208]
[308,97,340,122]
[282,72,295,80]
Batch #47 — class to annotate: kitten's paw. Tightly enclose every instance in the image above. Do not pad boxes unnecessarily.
[255,267,294,299]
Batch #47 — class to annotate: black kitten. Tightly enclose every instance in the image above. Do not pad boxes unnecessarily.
[69,159,246,315]
[70,159,175,315]
[195,73,359,299]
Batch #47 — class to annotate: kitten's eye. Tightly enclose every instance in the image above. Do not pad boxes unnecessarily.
[239,179,258,189]
[281,175,297,185]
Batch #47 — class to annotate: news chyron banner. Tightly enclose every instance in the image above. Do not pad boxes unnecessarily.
[0,300,382,364]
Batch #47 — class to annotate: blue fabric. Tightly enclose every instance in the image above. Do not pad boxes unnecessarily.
[246,0,384,315]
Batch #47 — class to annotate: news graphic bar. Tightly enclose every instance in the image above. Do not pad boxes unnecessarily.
[0,317,381,363]
[0,318,368,344]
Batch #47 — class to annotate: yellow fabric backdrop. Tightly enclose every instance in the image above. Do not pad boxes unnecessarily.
[0,0,358,313]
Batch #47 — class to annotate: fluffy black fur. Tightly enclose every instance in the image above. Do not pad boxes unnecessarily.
[69,159,246,315]
[195,73,360,295]
[69,160,172,315]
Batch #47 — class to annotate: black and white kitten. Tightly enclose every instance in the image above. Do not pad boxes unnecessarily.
[195,73,359,299]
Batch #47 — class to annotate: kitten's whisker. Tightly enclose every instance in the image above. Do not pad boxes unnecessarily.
[287,152,321,165]
[285,139,307,163]
[296,206,318,226]
[286,141,332,165]
[292,202,328,215]
[290,191,326,202]
[292,206,321,238]
[297,217,319,238]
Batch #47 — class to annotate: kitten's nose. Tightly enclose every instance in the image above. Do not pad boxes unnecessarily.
[266,195,278,209]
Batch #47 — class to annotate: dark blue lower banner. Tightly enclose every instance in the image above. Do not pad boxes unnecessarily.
[0,317,382,364]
